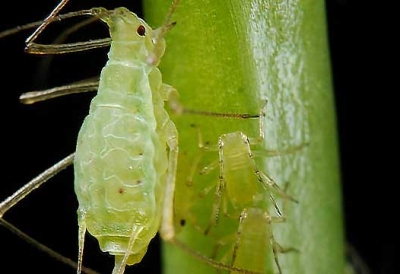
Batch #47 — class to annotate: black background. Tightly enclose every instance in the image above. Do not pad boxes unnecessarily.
[0,1,395,274]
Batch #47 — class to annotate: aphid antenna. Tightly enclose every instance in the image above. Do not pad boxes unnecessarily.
[25,0,70,50]
[0,9,111,56]
[154,0,180,43]
[183,108,260,119]
[170,100,268,121]
[0,10,97,40]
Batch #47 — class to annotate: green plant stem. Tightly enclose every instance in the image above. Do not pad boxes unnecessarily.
[144,0,344,273]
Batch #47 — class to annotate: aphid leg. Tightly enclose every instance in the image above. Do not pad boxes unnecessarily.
[231,209,253,273]
[183,152,218,233]
[157,83,180,240]
[228,133,283,216]
[0,154,99,273]
[0,9,111,54]
[24,0,108,54]
[159,120,179,241]
[199,160,219,175]
[170,238,262,274]
[160,83,186,116]
[113,226,145,274]
[20,78,99,104]
[187,150,203,186]
[22,0,112,55]
[77,209,87,274]
[191,124,219,176]
[260,173,298,203]
[37,16,101,83]
[273,240,299,254]
[345,243,371,274]
[160,83,179,102]
[25,0,71,48]
[266,214,284,274]
[210,233,241,274]
[197,181,218,199]
[239,132,299,206]
[0,153,74,218]
[247,100,268,144]
[270,231,299,274]
[248,100,308,158]
[203,136,226,235]
[0,218,99,274]
[252,142,309,158]
[194,125,219,152]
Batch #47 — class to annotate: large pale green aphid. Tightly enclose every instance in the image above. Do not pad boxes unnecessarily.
[0,1,181,274]
[72,7,180,274]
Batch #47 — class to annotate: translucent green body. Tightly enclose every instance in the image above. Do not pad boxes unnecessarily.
[74,8,173,265]
[231,208,273,274]
[220,132,270,214]
[219,132,268,212]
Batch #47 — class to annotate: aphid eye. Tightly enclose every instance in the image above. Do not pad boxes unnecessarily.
[137,25,146,36]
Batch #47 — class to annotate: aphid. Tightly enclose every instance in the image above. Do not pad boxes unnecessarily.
[1,1,181,273]
[217,208,290,274]
[187,104,302,274]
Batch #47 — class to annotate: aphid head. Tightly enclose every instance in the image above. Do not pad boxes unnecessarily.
[97,7,164,66]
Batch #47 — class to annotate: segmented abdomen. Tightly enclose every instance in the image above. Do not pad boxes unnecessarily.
[74,60,168,255]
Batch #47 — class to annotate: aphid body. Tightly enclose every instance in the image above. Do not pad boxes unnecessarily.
[203,128,295,227]
[229,207,278,274]
[73,7,178,272]
[217,132,267,212]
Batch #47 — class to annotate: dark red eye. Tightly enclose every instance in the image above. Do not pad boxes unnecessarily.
[137,25,146,36]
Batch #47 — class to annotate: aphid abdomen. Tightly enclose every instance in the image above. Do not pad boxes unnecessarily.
[220,133,260,210]
[74,74,166,263]
[231,208,273,274]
